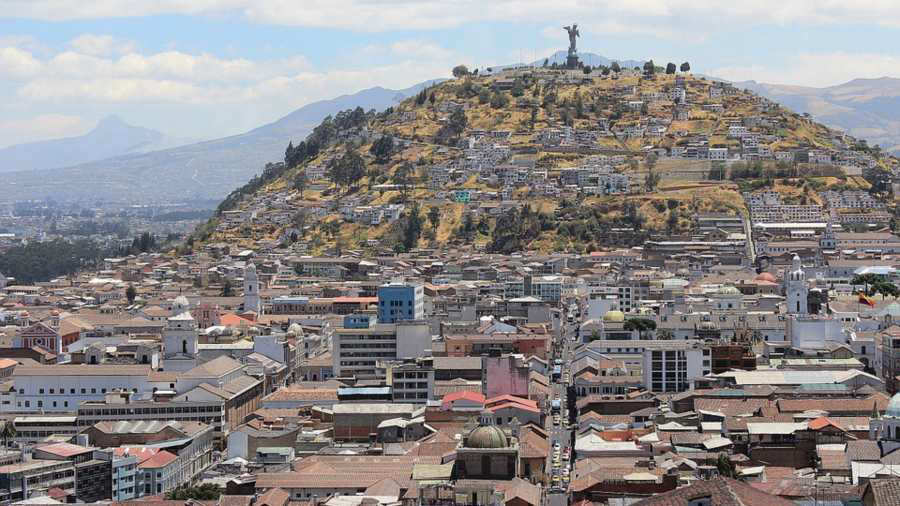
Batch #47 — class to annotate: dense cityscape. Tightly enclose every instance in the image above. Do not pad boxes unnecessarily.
[4,7,900,506]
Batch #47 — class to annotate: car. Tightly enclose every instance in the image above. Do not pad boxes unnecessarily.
[552,475,560,485]
[562,474,570,484]
[562,467,570,476]
[553,415,560,425]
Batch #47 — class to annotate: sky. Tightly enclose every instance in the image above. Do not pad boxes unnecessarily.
[2,0,900,148]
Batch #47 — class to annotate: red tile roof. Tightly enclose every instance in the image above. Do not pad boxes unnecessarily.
[138,450,177,469]
[442,391,486,406]
[35,442,92,458]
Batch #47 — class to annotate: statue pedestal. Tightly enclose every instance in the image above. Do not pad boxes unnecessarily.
[566,54,580,69]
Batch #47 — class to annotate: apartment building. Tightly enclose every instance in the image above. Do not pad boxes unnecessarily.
[332,315,431,380]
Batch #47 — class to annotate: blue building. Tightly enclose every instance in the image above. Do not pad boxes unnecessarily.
[377,283,424,323]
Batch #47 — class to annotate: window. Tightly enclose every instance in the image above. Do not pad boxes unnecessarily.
[49,389,54,394]
[39,389,44,394]
[70,389,75,394]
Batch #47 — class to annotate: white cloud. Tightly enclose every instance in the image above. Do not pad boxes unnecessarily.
[9,1,900,31]
[0,47,43,78]
[0,114,88,148]
[68,34,136,56]
[709,51,900,88]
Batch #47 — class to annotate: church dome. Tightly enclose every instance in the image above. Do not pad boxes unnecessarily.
[886,393,900,418]
[467,425,508,449]
[603,310,626,322]
[287,323,304,337]
[173,295,189,312]
[755,272,776,283]
[716,286,741,295]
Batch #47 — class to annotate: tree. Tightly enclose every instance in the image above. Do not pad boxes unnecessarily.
[645,154,660,192]
[478,87,491,104]
[429,92,436,106]
[511,79,525,97]
[610,61,621,73]
[293,173,308,198]
[666,62,677,74]
[166,484,222,501]
[716,454,736,478]
[530,107,538,130]
[452,64,470,78]
[393,161,414,202]
[125,284,137,304]
[369,134,395,164]
[490,91,509,109]
[666,210,679,232]
[221,279,233,297]
[542,58,549,67]
[643,60,656,77]
[402,201,424,251]
[428,206,441,231]
[330,149,366,190]
[0,423,15,449]
[680,61,691,73]
[623,318,657,339]
[582,65,592,75]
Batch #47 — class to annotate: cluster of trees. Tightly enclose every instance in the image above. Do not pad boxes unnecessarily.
[452,65,470,78]
[434,108,468,146]
[414,86,436,106]
[486,205,552,254]
[643,60,690,77]
[852,273,900,299]
[284,106,374,168]
[0,239,112,285]
[328,149,366,190]
[369,134,395,163]
[385,202,425,253]
[623,318,657,339]
[165,484,222,500]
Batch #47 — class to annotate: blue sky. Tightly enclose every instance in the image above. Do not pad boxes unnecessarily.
[2,1,900,148]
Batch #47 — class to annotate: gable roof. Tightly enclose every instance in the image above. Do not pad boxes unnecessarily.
[634,477,794,505]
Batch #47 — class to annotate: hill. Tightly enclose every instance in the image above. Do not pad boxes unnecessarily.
[193,66,897,256]
[1,82,436,203]
[736,77,900,154]
[0,115,193,173]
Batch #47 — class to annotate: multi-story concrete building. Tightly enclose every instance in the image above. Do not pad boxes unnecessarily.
[332,315,431,380]
[377,282,424,323]
[0,459,75,503]
[383,358,435,403]
[641,341,711,393]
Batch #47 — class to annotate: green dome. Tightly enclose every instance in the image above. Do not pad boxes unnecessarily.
[603,310,625,322]
[716,286,741,295]
[467,425,508,449]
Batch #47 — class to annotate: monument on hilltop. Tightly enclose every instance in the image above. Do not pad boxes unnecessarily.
[563,24,581,69]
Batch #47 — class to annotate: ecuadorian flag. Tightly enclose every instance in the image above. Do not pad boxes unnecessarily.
[859,291,876,307]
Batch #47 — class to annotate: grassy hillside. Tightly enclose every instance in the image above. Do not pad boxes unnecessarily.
[191,68,898,255]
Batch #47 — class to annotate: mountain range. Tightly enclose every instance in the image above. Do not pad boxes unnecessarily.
[736,77,900,154]
[0,116,195,173]
[1,82,434,203]
[6,56,900,204]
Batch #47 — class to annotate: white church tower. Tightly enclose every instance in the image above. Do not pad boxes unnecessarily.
[162,295,199,372]
[786,254,808,315]
[244,263,261,315]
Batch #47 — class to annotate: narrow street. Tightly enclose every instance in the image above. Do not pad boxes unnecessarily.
[546,309,577,506]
